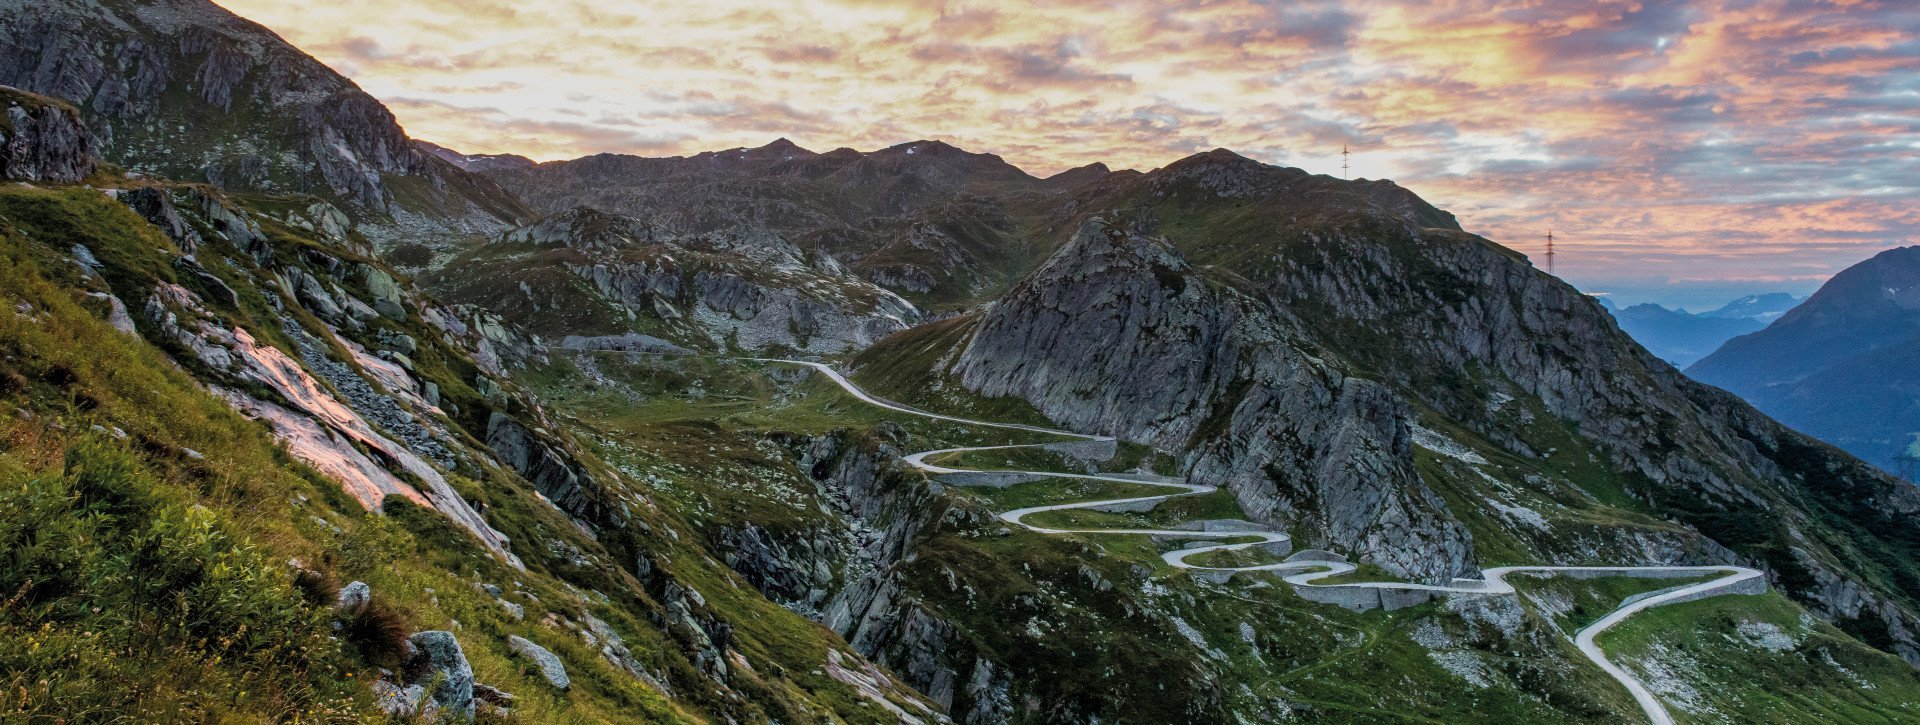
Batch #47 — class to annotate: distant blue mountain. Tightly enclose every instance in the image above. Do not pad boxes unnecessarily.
[1689,246,1920,467]
[1700,292,1803,322]
[1600,296,1792,367]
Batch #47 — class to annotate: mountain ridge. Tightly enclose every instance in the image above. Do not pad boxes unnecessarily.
[4,1,1920,722]
[1689,245,1920,466]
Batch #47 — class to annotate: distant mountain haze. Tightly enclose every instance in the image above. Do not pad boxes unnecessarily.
[1701,292,1803,321]
[1598,295,1798,367]
[1689,246,1920,467]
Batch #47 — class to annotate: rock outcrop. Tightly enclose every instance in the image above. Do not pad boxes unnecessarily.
[948,219,1476,582]
[486,411,609,525]
[507,635,570,690]
[406,631,476,719]
[439,206,920,354]
[0,85,94,182]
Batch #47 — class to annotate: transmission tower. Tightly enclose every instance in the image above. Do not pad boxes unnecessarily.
[1342,144,1350,179]
[1546,228,1556,275]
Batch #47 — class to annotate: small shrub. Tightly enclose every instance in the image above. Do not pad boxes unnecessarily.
[292,566,339,606]
[342,594,412,669]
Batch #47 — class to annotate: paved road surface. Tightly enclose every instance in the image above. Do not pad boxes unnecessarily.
[765,359,1763,725]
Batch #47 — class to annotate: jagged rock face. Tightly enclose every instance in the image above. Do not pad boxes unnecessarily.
[486,411,610,526]
[116,187,201,254]
[948,220,1476,582]
[0,0,525,239]
[785,429,1021,724]
[0,0,409,204]
[0,86,95,182]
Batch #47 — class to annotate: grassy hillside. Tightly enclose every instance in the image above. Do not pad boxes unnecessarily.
[0,182,941,722]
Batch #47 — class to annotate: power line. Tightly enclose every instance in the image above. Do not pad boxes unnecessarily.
[1546,227,1556,275]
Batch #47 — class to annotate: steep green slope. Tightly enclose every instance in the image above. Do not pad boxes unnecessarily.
[1597,592,1920,723]
[0,179,944,722]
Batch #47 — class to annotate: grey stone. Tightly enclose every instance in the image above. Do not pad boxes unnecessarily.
[335,581,370,613]
[471,682,515,706]
[370,680,425,717]
[485,412,605,524]
[1,91,95,182]
[496,599,524,621]
[118,187,201,254]
[292,269,344,320]
[358,264,407,320]
[507,635,570,690]
[405,631,475,719]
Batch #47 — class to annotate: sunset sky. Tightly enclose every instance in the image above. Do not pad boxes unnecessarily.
[222,0,1920,310]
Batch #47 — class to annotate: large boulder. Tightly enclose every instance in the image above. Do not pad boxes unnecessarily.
[117,187,202,255]
[507,635,570,690]
[358,264,407,320]
[406,631,475,719]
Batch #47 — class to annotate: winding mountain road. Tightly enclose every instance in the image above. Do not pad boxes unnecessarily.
[765,359,1764,725]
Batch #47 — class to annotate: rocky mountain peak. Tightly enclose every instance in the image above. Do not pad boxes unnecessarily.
[0,0,527,245]
[1702,291,1803,320]
[694,137,819,166]
[1025,216,1191,286]
[1691,245,1920,391]
[1800,245,1920,312]
[1140,147,1460,232]
[760,137,807,155]
[1039,161,1113,190]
